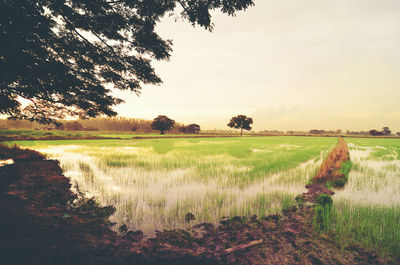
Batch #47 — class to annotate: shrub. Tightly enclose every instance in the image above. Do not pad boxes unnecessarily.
[315,193,333,207]
[314,194,333,232]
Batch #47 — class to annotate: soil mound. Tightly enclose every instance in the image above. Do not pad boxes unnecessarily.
[312,137,350,187]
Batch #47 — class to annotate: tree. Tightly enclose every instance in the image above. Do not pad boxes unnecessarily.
[186,124,201,133]
[227,115,253,136]
[396,132,400,136]
[369,129,383,136]
[369,127,392,136]
[151,115,175,134]
[65,121,83,131]
[309,129,325,134]
[382,127,391,136]
[178,126,187,133]
[55,123,65,131]
[0,0,254,124]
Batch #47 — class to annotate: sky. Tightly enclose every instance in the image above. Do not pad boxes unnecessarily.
[113,0,400,132]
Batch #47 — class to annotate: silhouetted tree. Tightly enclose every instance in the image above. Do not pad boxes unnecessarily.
[382,127,391,136]
[186,124,201,133]
[65,121,83,131]
[369,129,383,136]
[309,129,325,134]
[396,132,400,136]
[83,127,99,131]
[151,116,175,134]
[346,130,369,136]
[179,126,188,133]
[227,115,253,136]
[369,127,392,136]
[0,0,254,124]
[55,123,65,131]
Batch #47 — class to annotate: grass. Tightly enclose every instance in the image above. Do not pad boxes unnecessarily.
[8,136,335,235]
[0,129,95,138]
[321,200,400,259]
[324,137,400,259]
[0,129,243,140]
[346,137,400,160]
[0,129,204,140]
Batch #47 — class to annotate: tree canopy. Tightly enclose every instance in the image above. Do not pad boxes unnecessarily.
[186,124,201,133]
[180,123,200,133]
[369,127,392,136]
[382,127,391,136]
[227,115,253,136]
[151,115,175,134]
[0,0,254,123]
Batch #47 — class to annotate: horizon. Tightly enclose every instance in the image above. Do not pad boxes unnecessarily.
[0,116,396,134]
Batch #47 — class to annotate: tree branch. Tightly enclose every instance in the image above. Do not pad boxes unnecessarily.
[221,239,263,255]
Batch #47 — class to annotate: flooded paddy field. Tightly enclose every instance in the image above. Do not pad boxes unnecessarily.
[12,136,335,235]
[327,137,400,258]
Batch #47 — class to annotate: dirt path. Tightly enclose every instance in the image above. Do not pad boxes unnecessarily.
[0,143,396,265]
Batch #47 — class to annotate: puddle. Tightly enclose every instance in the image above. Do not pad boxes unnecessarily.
[252,149,271,153]
[279,145,299,148]
[0,159,14,167]
[334,143,400,205]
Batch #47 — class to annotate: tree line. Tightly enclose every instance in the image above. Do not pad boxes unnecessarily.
[0,117,201,134]
[1,116,399,136]
[369,127,400,136]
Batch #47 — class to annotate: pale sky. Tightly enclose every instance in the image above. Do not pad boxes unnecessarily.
[113,0,400,132]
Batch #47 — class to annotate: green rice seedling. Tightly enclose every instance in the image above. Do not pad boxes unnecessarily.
[325,200,400,259]
[78,162,95,185]
[10,136,336,235]
[335,140,400,205]
[329,138,400,259]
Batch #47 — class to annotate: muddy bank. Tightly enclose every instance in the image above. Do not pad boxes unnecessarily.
[0,145,396,265]
[0,135,117,141]
[297,138,349,203]
[312,138,351,188]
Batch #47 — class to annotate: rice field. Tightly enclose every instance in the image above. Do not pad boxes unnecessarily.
[12,136,335,235]
[325,138,400,258]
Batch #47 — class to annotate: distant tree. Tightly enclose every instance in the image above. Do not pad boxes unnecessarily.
[83,127,99,131]
[186,124,201,133]
[369,129,383,136]
[397,132,400,136]
[131,126,138,132]
[178,126,187,133]
[65,121,83,131]
[227,115,253,136]
[55,123,65,131]
[346,130,369,136]
[382,127,391,136]
[151,115,175,134]
[309,129,325,134]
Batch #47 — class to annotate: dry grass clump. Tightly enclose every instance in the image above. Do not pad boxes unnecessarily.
[312,138,350,187]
